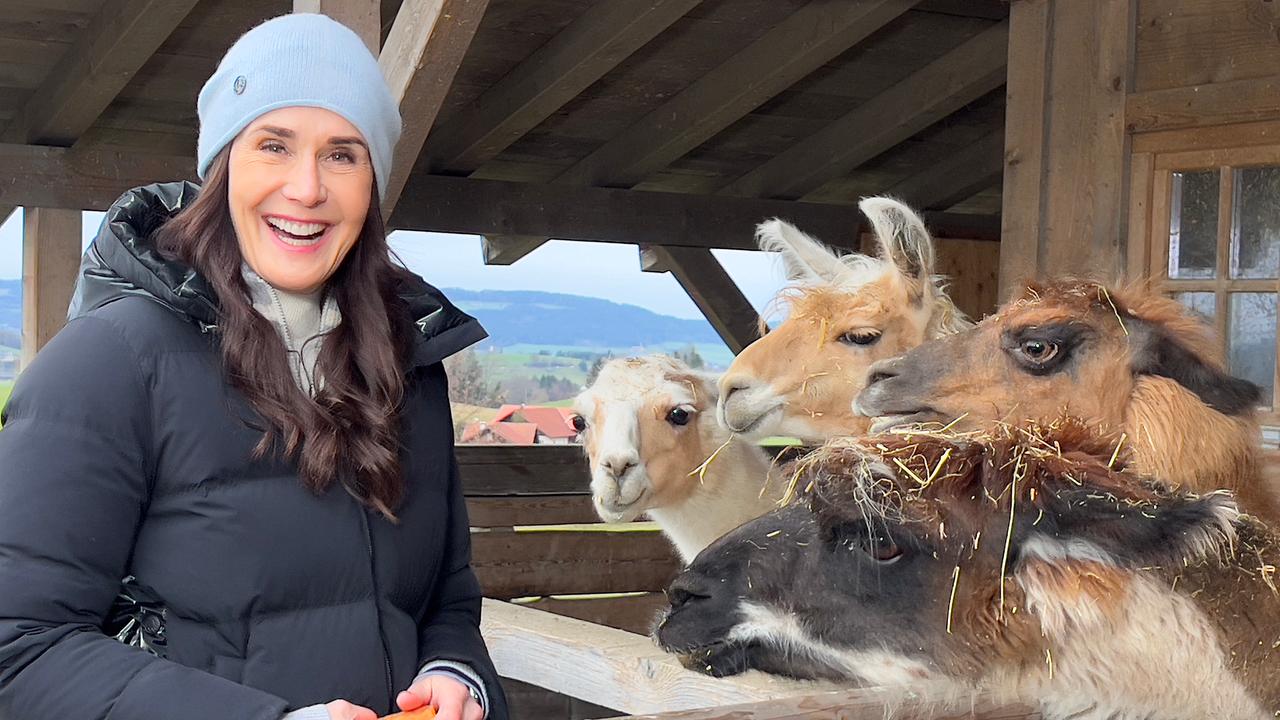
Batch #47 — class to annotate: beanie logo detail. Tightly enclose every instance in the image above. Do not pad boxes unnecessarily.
[233,75,247,95]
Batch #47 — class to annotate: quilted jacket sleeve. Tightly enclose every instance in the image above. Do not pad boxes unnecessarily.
[415,368,507,720]
[0,315,291,720]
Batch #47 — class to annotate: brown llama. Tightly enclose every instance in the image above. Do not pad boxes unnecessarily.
[856,279,1280,520]
[717,197,971,443]
[655,421,1280,719]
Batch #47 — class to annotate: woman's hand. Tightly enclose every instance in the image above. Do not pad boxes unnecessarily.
[396,675,482,720]
[325,699,378,720]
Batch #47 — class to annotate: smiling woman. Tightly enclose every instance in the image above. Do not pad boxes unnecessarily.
[0,13,504,720]
[228,110,375,293]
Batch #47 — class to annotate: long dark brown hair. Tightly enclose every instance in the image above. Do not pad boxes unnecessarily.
[156,150,415,518]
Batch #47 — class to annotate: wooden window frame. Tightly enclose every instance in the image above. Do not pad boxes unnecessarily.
[1129,121,1280,423]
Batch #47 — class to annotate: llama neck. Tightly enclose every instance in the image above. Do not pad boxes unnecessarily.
[647,436,783,563]
[1124,376,1278,520]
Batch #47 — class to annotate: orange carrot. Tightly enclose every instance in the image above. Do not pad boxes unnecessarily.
[381,707,435,720]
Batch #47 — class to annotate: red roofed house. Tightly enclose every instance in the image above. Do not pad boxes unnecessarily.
[459,405,579,445]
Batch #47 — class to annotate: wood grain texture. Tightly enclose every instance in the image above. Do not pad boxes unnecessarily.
[466,494,599,527]
[424,0,703,174]
[1127,75,1280,132]
[21,208,81,366]
[553,0,919,189]
[718,20,1009,201]
[1,0,199,146]
[513,593,668,635]
[390,174,1000,248]
[1134,0,1280,93]
[480,599,845,715]
[379,0,491,214]
[471,529,680,597]
[998,0,1049,299]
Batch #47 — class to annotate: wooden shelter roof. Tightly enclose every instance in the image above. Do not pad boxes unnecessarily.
[1,0,1008,216]
[1,0,1011,350]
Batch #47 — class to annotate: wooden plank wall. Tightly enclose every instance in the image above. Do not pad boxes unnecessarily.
[457,444,678,636]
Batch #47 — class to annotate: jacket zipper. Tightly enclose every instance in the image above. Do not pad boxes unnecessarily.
[359,508,396,709]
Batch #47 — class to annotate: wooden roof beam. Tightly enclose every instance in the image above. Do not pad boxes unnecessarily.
[718,19,1010,201]
[379,0,491,217]
[885,130,1005,210]
[556,0,921,190]
[0,143,196,210]
[477,0,918,265]
[388,175,999,250]
[424,0,703,176]
[0,0,201,146]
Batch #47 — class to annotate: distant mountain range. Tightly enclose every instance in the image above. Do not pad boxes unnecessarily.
[0,279,724,354]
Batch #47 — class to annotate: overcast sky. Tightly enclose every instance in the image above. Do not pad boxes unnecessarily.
[0,209,787,320]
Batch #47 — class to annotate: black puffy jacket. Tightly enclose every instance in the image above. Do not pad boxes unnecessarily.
[0,183,509,720]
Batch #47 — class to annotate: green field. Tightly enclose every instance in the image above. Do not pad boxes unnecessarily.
[474,351,592,386]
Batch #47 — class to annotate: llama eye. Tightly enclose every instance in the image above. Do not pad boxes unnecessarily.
[666,407,692,426]
[1019,339,1059,363]
[859,532,903,564]
[839,330,882,346]
[571,415,588,432]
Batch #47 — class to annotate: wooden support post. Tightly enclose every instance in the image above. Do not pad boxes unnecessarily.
[21,209,81,368]
[998,0,1135,300]
[294,0,381,52]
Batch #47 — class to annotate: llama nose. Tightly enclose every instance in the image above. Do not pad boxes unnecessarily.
[666,575,713,610]
[864,357,902,387]
[601,455,637,480]
[720,376,750,404]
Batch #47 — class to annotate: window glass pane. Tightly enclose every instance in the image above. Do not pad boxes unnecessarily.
[1228,292,1276,406]
[1175,292,1216,324]
[1231,166,1280,279]
[1168,170,1219,279]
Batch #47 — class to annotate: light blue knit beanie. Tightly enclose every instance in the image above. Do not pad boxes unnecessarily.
[196,13,402,201]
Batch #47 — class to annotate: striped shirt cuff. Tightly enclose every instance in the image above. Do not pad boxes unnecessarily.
[416,660,488,718]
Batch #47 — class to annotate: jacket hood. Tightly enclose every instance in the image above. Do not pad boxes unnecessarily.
[69,182,487,367]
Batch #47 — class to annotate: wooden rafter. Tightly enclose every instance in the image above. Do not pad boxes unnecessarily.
[485,0,920,267]
[718,20,1010,201]
[424,0,703,175]
[555,0,920,189]
[379,0,491,216]
[389,175,1000,249]
[0,143,196,210]
[886,130,1005,210]
[481,235,550,265]
[0,0,200,146]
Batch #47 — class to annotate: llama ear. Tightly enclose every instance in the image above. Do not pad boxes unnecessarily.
[858,196,936,284]
[1130,321,1262,415]
[755,218,857,285]
[1015,484,1237,569]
